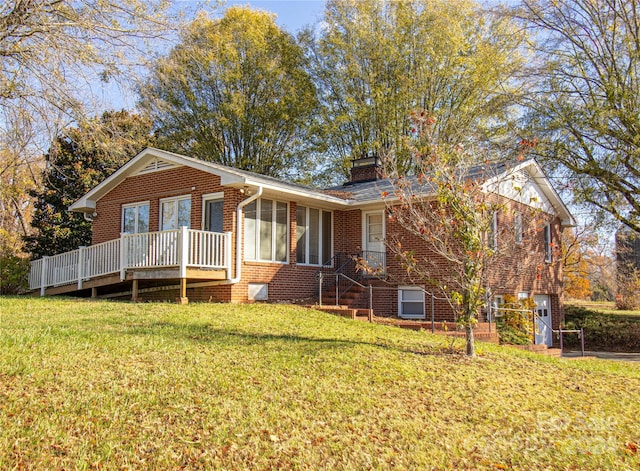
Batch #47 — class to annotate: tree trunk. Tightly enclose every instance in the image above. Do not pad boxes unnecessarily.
[465,322,476,357]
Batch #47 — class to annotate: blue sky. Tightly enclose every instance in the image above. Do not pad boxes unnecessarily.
[104,1,326,110]
[225,0,326,32]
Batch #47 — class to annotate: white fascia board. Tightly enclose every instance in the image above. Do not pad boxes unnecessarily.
[240,179,351,209]
[483,160,576,227]
[68,146,352,212]
[69,147,247,212]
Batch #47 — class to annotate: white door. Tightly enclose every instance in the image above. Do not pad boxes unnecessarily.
[534,295,553,346]
[363,211,385,271]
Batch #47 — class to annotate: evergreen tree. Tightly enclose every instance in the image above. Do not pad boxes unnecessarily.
[25,110,154,259]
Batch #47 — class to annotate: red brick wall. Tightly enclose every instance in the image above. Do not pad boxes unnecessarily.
[93,166,233,244]
[92,166,566,327]
[331,198,566,324]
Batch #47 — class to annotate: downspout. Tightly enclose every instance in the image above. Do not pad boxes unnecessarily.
[229,186,263,283]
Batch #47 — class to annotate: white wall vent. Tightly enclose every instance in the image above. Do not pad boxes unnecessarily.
[136,157,179,175]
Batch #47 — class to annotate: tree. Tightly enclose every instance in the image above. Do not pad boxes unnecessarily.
[615,228,640,309]
[514,0,640,233]
[139,7,318,179]
[379,113,549,357]
[302,0,525,181]
[24,110,155,259]
[1,0,171,106]
[562,229,592,300]
[0,0,175,259]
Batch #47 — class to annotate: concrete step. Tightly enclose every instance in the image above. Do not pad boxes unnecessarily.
[307,305,358,320]
[512,344,563,357]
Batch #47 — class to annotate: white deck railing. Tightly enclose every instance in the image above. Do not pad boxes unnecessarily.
[29,227,232,295]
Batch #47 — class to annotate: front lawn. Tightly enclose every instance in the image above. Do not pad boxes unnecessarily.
[1,297,639,469]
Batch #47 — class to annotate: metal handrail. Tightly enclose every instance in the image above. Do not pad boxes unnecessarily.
[317,271,373,322]
[532,310,585,356]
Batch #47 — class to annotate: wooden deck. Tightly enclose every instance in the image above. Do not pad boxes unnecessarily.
[29,228,232,302]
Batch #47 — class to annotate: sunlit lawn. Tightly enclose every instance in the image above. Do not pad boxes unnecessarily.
[1,297,639,470]
[567,299,640,317]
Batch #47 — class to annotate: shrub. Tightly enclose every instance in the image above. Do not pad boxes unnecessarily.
[496,295,534,345]
[0,255,30,294]
[616,268,640,310]
[564,305,640,352]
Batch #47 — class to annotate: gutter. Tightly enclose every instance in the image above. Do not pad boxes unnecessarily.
[229,186,263,284]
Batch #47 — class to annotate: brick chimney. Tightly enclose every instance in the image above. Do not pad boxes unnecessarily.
[349,154,385,184]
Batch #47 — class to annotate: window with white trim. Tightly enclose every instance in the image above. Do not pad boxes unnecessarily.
[203,192,224,233]
[296,206,332,265]
[160,195,191,230]
[398,286,426,319]
[492,295,505,319]
[488,211,498,249]
[122,202,149,234]
[543,224,552,262]
[244,198,288,262]
[514,212,523,244]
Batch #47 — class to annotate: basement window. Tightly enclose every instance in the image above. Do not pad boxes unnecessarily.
[398,286,425,319]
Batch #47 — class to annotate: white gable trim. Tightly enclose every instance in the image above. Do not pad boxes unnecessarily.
[69,147,349,213]
[69,148,247,212]
[483,160,575,227]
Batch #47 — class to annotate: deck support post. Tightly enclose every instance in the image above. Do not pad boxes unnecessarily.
[77,246,86,290]
[91,287,98,298]
[40,256,49,296]
[132,279,139,302]
[177,277,188,304]
[177,226,189,304]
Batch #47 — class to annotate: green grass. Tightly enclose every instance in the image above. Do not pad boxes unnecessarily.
[567,299,640,317]
[1,297,640,470]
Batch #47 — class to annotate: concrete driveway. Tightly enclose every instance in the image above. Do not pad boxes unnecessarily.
[562,350,640,362]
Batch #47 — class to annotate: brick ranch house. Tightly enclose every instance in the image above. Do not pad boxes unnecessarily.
[29,147,575,346]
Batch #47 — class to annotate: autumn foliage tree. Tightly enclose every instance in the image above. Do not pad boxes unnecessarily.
[139,7,317,179]
[303,0,525,180]
[562,229,592,300]
[381,112,548,357]
[1,0,175,250]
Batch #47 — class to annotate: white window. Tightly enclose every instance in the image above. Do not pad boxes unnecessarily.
[543,224,552,262]
[514,212,523,244]
[488,211,498,249]
[122,202,149,234]
[492,295,505,319]
[203,192,224,233]
[160,195,191,230]
[518,292,529,301]
[296,206,332,266]
[244,198,288,262]
[398,286,426,319]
